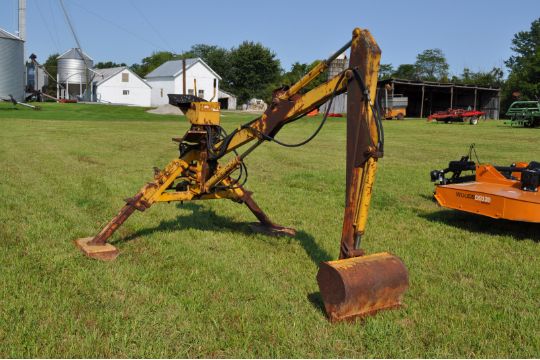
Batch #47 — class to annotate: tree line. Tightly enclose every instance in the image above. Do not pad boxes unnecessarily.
[127,43,328,104]
[42,17,538,111]
[378,49,505,87]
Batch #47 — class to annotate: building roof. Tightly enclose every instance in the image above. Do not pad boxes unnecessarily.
[145,57,222,80]
[57,48,93,61]
[92,66,125,86]
[218,89,236,99]
[92,66,151,88]
[146,58,197,77]
[0,28,22,41]
[379,77,500,91]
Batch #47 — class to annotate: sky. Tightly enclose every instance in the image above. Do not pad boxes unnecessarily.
[1,0,539,77]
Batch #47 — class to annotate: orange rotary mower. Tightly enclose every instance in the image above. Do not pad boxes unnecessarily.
[430,145,540,222]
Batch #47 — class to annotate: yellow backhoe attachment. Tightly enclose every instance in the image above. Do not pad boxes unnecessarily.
[74,28,408,322]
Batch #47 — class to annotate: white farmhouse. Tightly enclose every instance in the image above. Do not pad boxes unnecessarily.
[145,58,221,106]
[93,66,152,107]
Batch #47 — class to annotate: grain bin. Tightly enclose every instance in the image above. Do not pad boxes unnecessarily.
[320,53,349,114]
[0,28,24,101]
[57,48,93,99]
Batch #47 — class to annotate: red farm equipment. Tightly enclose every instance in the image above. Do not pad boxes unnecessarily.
[428,108,485,125]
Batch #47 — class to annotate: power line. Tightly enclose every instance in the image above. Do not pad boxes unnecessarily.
[58,0,88,65]
[129,0,174,51]
[12,0,17,34]
[33,0,61,52]
[67,0,171,53]
[47,0,62,52]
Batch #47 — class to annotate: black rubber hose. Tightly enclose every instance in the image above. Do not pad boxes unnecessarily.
[262,71,347,148]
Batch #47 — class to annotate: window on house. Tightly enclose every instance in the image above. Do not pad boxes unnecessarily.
[160,88,163,97]
[188,89,194,95]
[123,90,129,95]
[122,73,129,82]
[198,89,204,99]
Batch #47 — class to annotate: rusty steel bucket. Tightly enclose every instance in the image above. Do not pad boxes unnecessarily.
[316,252,408,322]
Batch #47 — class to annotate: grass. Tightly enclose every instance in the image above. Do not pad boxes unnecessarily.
[0,102,538,358]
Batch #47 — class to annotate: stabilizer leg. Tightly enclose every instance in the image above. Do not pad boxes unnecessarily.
[238,188,296,237]
[74,195,143,261]
[75,159,188,260]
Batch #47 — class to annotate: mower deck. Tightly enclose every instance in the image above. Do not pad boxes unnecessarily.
[435,162,540,223]
[435,181,540,223]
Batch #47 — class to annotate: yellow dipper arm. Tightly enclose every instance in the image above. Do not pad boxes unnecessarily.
[339,28,382,259]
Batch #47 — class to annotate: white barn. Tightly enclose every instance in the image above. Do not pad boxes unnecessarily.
[145,58,221,106]
[92,66,152,107]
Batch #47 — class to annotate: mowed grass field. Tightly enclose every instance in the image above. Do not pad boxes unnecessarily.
[0,103,538,358]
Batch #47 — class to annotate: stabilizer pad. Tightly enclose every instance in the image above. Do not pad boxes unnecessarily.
[74,237,119,261]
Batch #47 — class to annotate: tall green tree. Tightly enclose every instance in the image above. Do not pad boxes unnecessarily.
[179,44,232,90]
[453,67,504,88]
[415,49,449,81]
[392,64,417,80]
[228,41,281,104]
[131,51,178,77]
[43,53,59,96]
[281,62,309,85]
[94,61,127,69]
[281,60,327,93]
[502,17,540,109]
[378,63,394,80]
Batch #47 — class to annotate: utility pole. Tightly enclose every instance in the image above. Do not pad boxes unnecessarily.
[18,0,26,41]
[19,0,26,92]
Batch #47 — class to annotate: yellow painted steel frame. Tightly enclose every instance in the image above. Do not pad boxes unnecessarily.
[132,156,247,206]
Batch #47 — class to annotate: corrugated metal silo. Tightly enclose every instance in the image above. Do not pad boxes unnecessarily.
[320,53,349,114]
[57,48,93,99]
[0,28,24,101]
[328,53,348,80]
